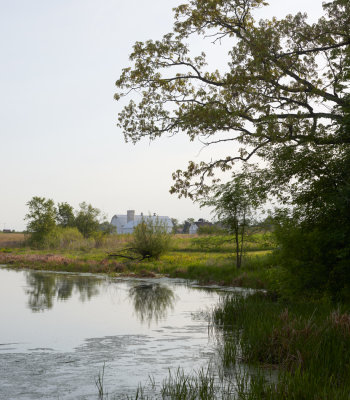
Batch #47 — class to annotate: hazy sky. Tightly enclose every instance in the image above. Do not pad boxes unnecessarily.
[0,0,324,231]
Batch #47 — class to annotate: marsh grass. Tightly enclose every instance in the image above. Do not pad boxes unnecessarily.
[125,367,235,400]
[123,365,281,400]
[95,363,108,399]
[212,293,350,399]
[124,294,350,400]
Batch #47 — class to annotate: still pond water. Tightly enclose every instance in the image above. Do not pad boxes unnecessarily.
[0,267,249,399]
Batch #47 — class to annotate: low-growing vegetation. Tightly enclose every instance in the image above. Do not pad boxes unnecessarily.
[211,293,350,399]
[190,232,275,253]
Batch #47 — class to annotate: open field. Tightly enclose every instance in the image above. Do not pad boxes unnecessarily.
[0,232,26,247]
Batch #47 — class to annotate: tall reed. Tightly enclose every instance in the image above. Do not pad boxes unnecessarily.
[212,293,350,399]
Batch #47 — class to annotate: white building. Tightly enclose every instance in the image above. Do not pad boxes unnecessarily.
[189,223,198,234]
[188,219,213,234]
[111,210,173,234]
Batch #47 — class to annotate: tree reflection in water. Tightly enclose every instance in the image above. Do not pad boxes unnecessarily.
[24,271,102,312]
[128,283,176,325]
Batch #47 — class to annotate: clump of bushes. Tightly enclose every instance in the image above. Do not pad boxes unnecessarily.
[131,217,171,259]
[24,196,116,249]
[197,224,226,235]
[42,227,87,250]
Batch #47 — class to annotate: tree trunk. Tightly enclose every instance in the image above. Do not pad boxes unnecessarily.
[235,224,240,269]
[239,210,246,269]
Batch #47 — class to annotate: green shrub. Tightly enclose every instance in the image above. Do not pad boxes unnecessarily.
[131,217,171,259]
[92,231,107,248]
[197,224,226,235]
[43,227,84,249]
[274,215,350,301]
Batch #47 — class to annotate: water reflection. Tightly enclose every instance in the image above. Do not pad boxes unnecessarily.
[128,283,176,325]
[0,268,224,399]
[24,271,102,312]
[24,272,177,324]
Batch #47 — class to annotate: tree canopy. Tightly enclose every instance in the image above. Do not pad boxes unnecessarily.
[25,197,57,246]
[25,198,107,246]
[75,202,101,238]
[57,202,76,228]
[115,0,350,200]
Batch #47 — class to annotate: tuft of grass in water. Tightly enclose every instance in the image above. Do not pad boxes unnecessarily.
[124,367,240,400]
[95,363,108,399]
[123,365,282,400]
[161,368,216,399]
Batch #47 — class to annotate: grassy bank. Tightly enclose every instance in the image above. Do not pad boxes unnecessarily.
[0,232,275,288]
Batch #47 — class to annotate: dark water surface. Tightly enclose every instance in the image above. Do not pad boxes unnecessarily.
[0,267,242,399]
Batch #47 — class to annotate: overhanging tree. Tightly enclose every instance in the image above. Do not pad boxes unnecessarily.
[115,0,350,297]
[115,0,350,201]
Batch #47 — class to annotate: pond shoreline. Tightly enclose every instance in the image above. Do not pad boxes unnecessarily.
[0,250,270,289]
